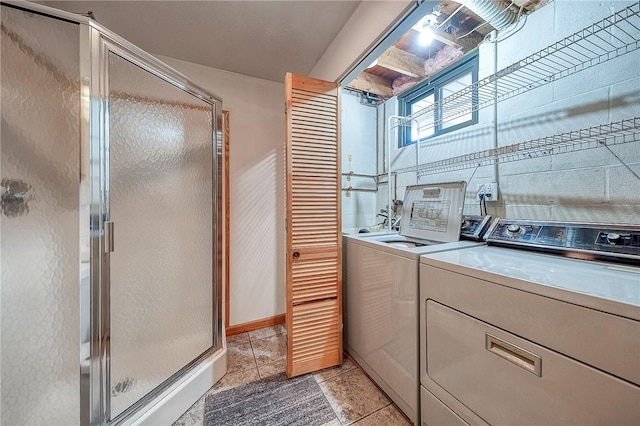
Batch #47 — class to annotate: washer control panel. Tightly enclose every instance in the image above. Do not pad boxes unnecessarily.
[487,219,640,263]
[460,215,493,241]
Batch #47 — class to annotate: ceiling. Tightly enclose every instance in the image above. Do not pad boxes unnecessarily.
[348,0,547,99]
[38,0,549,95]
[41,0,362,83]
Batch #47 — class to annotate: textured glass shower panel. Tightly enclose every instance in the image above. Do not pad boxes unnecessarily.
[0,6,80,425]
[108,53,214,418]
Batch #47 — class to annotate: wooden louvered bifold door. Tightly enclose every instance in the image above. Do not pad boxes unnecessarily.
[285,73,342,377]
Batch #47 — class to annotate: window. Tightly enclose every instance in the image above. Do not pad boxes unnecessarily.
[399,53,478,147]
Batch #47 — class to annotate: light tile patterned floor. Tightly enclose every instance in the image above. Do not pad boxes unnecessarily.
[173,325,411,426]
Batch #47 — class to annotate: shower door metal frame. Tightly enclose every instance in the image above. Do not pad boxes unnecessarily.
[89,30,224,426]
[0,2,224,424]
[81,22,105,426]
[85,27,225,425]
[1,2,224,425]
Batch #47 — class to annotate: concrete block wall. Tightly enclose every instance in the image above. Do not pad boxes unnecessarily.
[379,0,640,225]
[341,90,379,232]
[495,0,640,223]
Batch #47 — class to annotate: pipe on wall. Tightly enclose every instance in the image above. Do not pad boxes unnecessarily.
[460,0,518,30]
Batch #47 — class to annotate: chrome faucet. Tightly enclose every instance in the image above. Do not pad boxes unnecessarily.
[377,208,401,231]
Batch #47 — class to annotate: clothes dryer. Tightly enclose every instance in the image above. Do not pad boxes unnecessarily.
[419,220,640,425]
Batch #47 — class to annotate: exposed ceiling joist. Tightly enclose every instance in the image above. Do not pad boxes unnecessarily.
[349,0,543,100]
[347,73,393,98]
[409,28,461,49]
[454,33,486,51]
[512,0,536,9]
[378,46,426,78]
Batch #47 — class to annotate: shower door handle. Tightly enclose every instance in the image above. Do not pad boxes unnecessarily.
[105,221,115,253]
[1,178,35,218]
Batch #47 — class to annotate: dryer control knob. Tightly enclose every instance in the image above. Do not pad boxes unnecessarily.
[606,233,622,244]
[507,224,522,235]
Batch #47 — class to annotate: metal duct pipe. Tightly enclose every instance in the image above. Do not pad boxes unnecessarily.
[460,0,518,30]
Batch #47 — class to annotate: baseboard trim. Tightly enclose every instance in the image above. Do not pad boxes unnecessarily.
[226,314,285,336]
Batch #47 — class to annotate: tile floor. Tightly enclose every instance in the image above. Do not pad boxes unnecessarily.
[173,325,411,426]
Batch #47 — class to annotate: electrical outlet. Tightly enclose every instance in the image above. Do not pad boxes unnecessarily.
[476,182,498,202]
[485,182,498,201]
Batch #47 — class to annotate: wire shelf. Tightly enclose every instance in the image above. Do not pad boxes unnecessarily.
[392,117,640,176]
[392,2,640,133]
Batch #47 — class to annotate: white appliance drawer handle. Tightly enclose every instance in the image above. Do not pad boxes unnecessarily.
[486,334,542,377]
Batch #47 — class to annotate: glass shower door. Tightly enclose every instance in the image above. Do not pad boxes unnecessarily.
[107,51,216,419]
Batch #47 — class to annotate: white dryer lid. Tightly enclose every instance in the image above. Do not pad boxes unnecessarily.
[399,181,466,243]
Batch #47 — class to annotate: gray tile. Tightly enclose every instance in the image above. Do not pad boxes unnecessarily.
[176,327,392,424]
[248,324,286,341]
[258,359,286,379]
[251,333,287,366]
[314,357,357,383]
[226,332,250,345]
[353,404,411,426]
[226,339,256,374]
[318,368,390,425]
[207,368,260,395]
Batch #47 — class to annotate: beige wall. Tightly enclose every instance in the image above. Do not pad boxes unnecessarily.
[310,0,414,82]
[155,2,417,327]
[157,55,286,327]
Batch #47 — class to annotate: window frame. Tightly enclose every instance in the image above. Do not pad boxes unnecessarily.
[399,52,479,147]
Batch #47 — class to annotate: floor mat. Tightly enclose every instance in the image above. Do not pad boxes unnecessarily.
[204,373,337,426]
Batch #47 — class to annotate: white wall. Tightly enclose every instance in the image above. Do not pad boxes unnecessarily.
[380,0,640,224]
[156,55,285,327]
[311,0,414,82]
[341,90,379,233]
[155,2,416,327]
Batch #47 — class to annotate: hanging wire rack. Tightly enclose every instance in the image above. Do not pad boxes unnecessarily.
[391,1,640,134]
[392,117,640,176]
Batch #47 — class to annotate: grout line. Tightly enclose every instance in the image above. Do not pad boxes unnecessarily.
[247,325,286,344]
[317,364,395,425]
[347,401,393,425]
[227,334,258,377]
[343,353,412,424]
[350,403,390,425]
[250,334,286,367]
[245,327,399,424]
[315,364,357,384]
[247,334,258,373]
[318,380,344,426]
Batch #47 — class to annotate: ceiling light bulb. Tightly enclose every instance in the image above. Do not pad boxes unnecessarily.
[418,26,434,46]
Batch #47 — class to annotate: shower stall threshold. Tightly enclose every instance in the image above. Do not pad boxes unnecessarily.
[122,343,227,426]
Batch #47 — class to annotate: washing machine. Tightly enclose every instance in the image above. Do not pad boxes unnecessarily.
[343,181,488,425]
[419,219,640,426]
